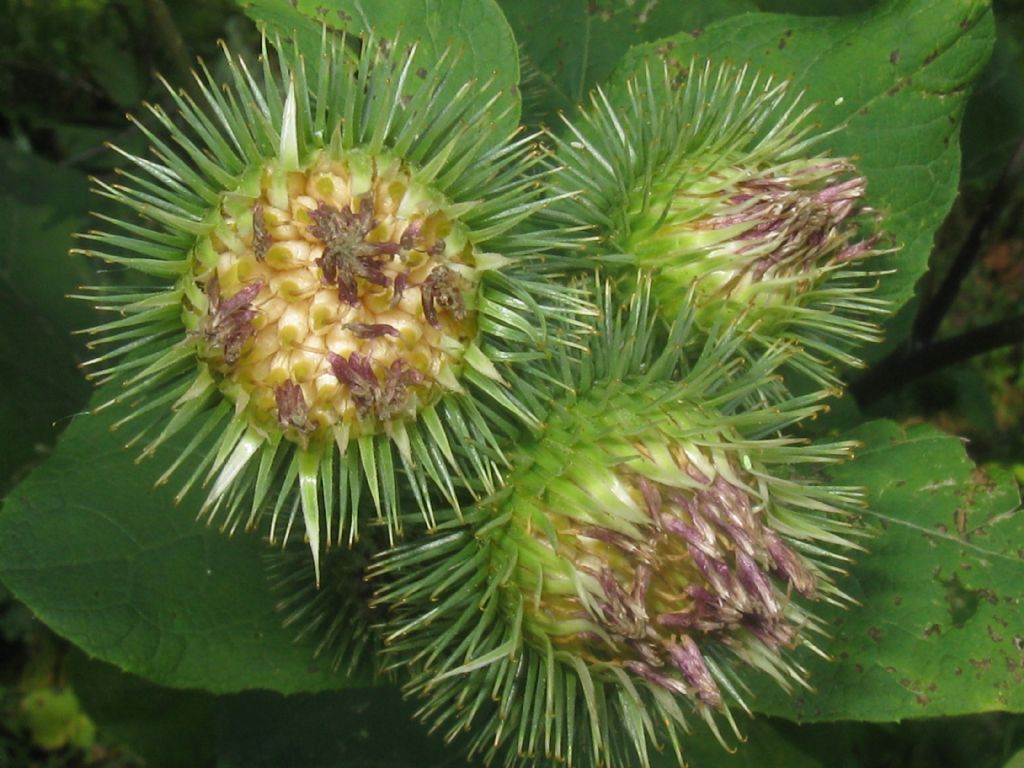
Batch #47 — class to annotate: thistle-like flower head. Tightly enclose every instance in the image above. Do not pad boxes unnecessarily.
[182,148,487,446]
[76,31,589,576]
[547,60,892,386]
[373,281,863,768]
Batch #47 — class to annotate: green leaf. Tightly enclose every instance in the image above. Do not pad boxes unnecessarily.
[725,715,1024,768]
[0,140,95,337]
[752,0,879,13]
[666,717,825,768]
[81,32,145,108]
[748,420,1024,721]
[211,704,1024,768]
[960,27,1024,188]
[497,0,757,126]
[239,0,521,132]
[214,687,453,768]
[611,0,996,311]
[69,649,217,768]
[0,385,369,695]
[212,686,827,768]
[0,142,94,490]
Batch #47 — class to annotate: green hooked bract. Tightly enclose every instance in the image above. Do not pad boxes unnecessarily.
[73,22,889,767]
[372,279,865,768]
[544,60,892,390]
[266,537,384,681]
[75,31,591,579]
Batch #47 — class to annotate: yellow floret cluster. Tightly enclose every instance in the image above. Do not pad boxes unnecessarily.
[185,151,480,442]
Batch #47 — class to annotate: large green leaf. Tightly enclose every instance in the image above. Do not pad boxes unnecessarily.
[765,714,1024,768]
[0,143,94,490]
[69,650,217,768]
[239,0,521,132]
[960,28,1024,188]
[748,420,1024,721]
[611,0,995,311]
[753,0,879,13]
[670,717,824,768]
[211,685,824,768]
[497,0,757,127]
[207,688,1023,768]
[214,688,451,767]
[0,386,367,694]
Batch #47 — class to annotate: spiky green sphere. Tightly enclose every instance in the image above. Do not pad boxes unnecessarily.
[77,31,589,576]
[547,61,891,387]
[266,538,384,680]
[373,281,862,768]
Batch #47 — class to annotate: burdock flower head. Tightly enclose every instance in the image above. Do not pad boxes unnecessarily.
[547,60,891,387]
[373,281,863,768]
[76,31,588,576]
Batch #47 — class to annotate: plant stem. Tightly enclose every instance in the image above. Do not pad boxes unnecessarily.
[144,0,192,89]
[853,313,1024,404]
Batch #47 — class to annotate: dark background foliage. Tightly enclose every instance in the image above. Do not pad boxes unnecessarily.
[0,0,1021,766]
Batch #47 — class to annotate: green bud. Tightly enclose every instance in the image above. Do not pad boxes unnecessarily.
[373,279,863,768]
[547,60,892,388]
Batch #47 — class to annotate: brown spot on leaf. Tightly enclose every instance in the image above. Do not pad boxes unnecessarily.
[868,626,882,642]
[955,504,968,536]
